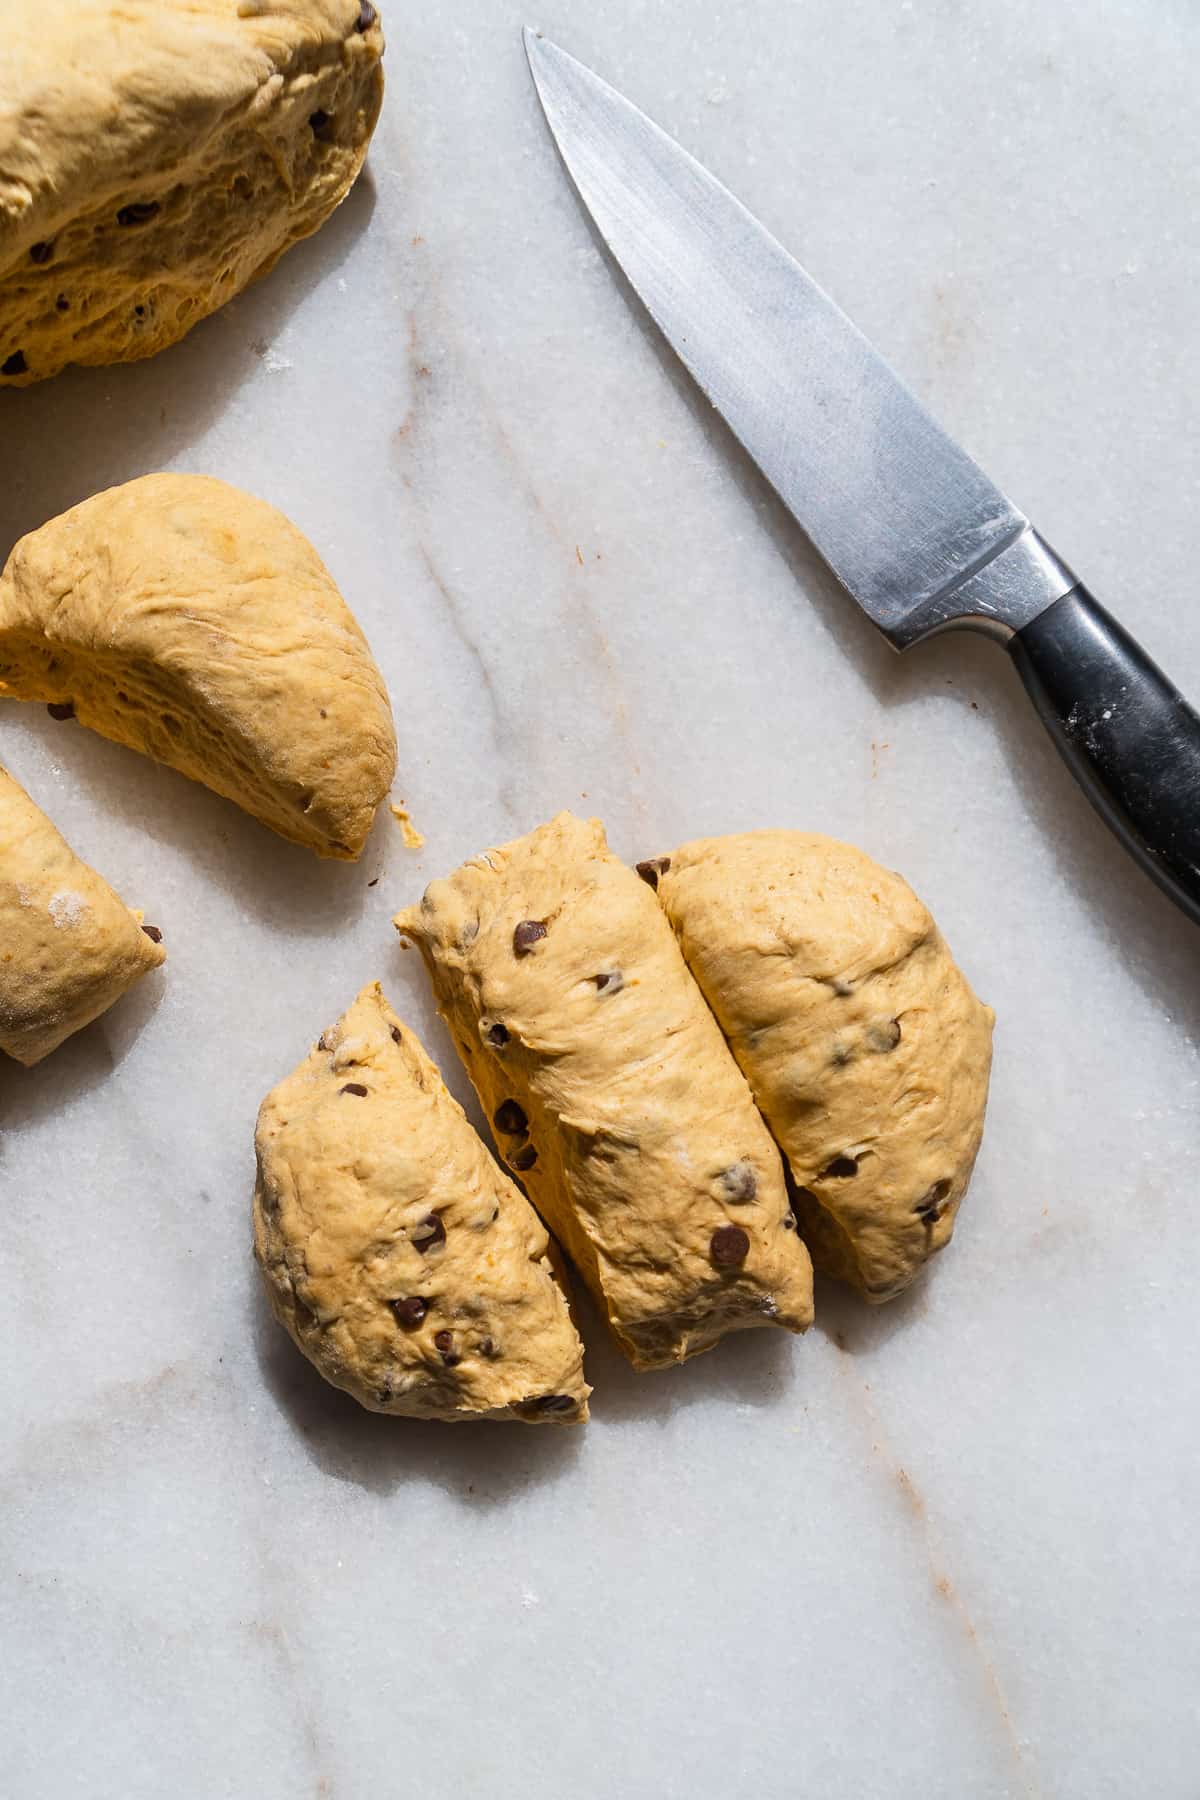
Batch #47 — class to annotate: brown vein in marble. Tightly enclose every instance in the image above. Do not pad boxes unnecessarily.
[245,1615,333,1797]
[413,538,520,830]
[476,396,651,846]
[391,281,648,840]
[4,1356,338,1792]
[830,1341,1043,1798]
[0,1362,195,1493]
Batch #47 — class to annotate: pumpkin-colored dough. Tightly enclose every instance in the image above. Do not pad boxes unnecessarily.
[253,983,590,1423]
[653,832,994,1302]
[0,0,384,386]
[396,813,814,1371]
[0,474,397,858]
[0,763,164,1065]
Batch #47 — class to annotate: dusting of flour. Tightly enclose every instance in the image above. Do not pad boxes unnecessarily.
[48,890,88,929]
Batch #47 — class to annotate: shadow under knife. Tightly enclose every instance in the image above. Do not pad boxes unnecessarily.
[581,205,1200,1034]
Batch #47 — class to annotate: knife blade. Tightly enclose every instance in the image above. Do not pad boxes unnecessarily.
[524,30,1200,927]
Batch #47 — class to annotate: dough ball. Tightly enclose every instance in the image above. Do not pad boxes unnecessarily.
[396,813,814,1371]
[253,982,590,1423]
[0,763,164,1065]
[0,0,384,385]
[0,474,397,859]
[653,832,994,1302]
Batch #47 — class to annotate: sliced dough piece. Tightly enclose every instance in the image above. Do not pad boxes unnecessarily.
[253,983,590,1423]
[395,813,814,1372]
[0,0,384,385]
[0,474,397,858]
[0,763,164,1065]
[652,832,995,1303]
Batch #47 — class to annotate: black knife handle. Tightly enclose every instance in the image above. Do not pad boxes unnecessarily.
[1008,586,1200,925]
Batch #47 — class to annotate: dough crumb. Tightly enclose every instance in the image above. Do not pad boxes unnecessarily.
[391,803,425,849]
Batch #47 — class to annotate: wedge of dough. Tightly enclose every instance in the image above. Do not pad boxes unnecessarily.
[253,983,590,1423]
[0,0,384,385]
[0,764,164,1065]
[396,813,814,1371]
[0,474,397,858]
[652,832,994,1302]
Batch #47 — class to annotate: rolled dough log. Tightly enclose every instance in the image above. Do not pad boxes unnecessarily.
[395,813,815,1371]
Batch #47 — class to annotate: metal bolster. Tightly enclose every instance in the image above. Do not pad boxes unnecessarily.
[895,527,1079,649]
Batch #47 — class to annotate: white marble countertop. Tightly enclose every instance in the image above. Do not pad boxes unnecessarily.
[3,3,1198,1796]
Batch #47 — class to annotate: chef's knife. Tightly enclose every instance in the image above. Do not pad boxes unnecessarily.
[524,31,1200,927]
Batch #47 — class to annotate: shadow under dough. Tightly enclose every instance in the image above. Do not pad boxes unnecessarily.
[808,1269,934,1359]
[250,1284,586,1506]
[0,963,166,1138]
[565,1281,800,1426]
[0,170,377,546]
[4,708,375,936]
[251,1251,806,1498]
[0,174,382,926]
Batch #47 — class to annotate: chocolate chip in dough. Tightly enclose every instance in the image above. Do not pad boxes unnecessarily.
[868,1018,903,1053]
[390,1026,402,1044]
[593,970,624,994]
[141,925,163,944]
[391,1296,427,1328]
[433,1329,460,1367]
[340,1082,369,1097]
[513,919,547,955]
[635,857,670,889]
[357,0,377,28]
[822,1155,859,1179]
[720,1162,757,1203]
[309,110,333,141]
[29,241,53,265]
[413,1213,446,1252]
[2,351,28,376]
[117,201,160,226]
[509,1144,538,1172]
[479,1337,498,1358]
[531,1394,576,1413]
[710,1224,751,1268]
[915,1180,952,1222]
[494,1099,528,1136]
[486,1022,510,1047]
[46,700,75,720]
